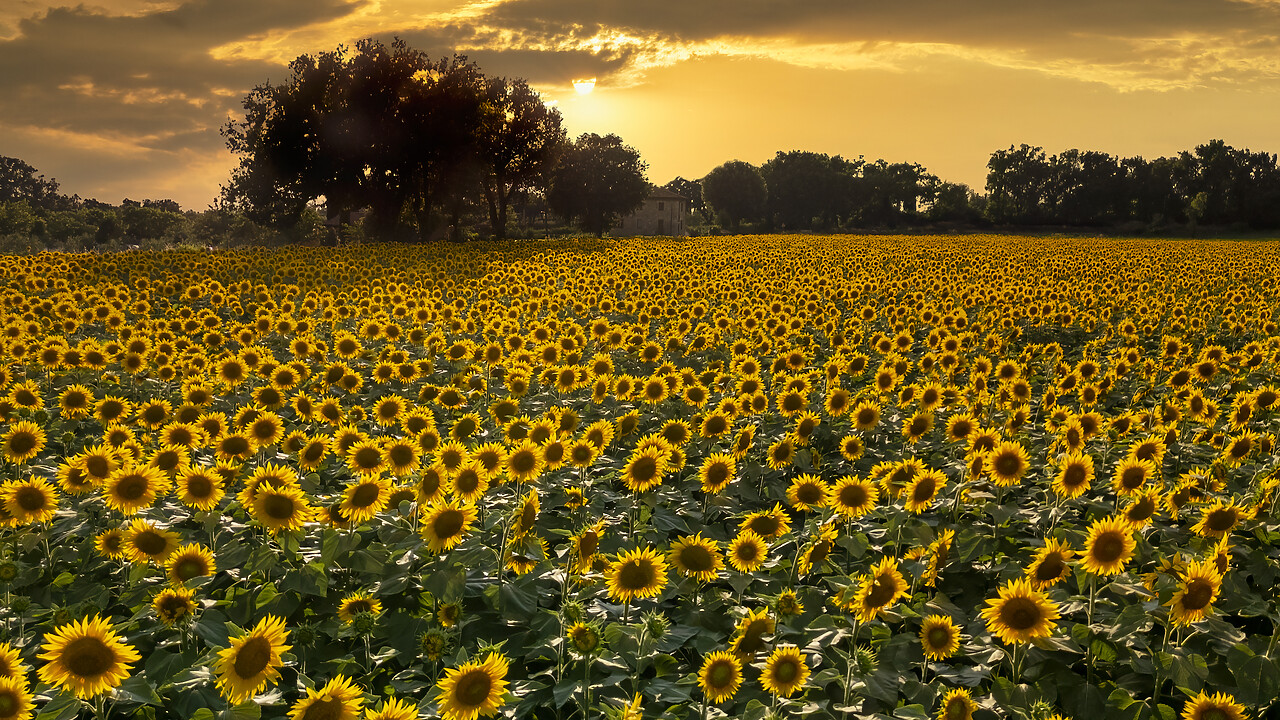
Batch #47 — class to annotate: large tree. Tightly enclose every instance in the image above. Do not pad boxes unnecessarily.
[221,38,563,241]
[761,151,861,230]
[701,160,765,230]
[0,156,64,209]
[547,133,649,237]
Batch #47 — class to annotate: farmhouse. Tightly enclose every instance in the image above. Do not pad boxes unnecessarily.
[614,188,689,237]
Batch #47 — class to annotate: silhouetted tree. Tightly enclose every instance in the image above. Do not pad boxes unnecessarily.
[986,144,1052,224]
[477,76,566,240]
[0,156,64,210]
[547,133,649,237]
[702,160,766,230]
[761,151,861,230]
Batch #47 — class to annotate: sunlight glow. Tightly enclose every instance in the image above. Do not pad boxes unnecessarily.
[573,78,597,94]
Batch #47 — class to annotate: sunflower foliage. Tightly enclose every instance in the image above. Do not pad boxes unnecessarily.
[0,235,1276,720]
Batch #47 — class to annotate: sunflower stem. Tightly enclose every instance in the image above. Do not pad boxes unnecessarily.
[581,657,591,720]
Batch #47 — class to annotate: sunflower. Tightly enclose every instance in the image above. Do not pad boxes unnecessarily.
[347,439,387,477]
[919,615,962,661]
[1180,691,1247,720]
[620,446,668,493]
[904,470,946,514]
[365,698,419,720]
[504,440,543,483]
[214,432,255,462]
[571,522,605,574]
[937,688,977,720]
[698,453,736,494]
[1168,558,1222,627]
[1191,500,1252,538]
[153,586,198,625]
[121,519,180,564]
[435,652,509,720]
[336,592,383,625]
[760,645,809,698]
[37,615,140,699]
[509,490,539,538]
[95,528,125,559]
[850,557,909,622]
[797,523,837,575]
[739,504,792,540]
[58,384,94,420]
[1052,451,1094,499]
[728,531,769,572]
[829,476,878,519]
[419,499,479,553]
[1,477,58,524]
[340,476,391,525]
[852,401,881,430]
[1081,515,1137,576]
[1,420,45,464]
[165,543,216,584]
[765,437,797,469]
[57,461,96,496]
[980,577,1060,645]
[1025,538,1073,589]
[986,440,1029,487]
[566,622,601,656]
[606,547,669,603]
[729,607,775,658]
[1122,488,1161,528]
[1112,457,1156,497]
[215,615,290,704]
[449,462,490,503]
[698,650,743,703]
[100,463,164,515]
[0,643,28,680]
[786,474,829,511]
[668,534,722,583]
[250,485,315,534]
[177,466,224,511]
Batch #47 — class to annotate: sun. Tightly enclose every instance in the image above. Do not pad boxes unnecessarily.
[572,77,596,94]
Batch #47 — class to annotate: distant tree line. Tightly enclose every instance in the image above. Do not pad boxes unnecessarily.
[678,140,1280,233]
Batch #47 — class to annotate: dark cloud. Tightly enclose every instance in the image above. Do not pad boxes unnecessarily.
[389,24,639,84]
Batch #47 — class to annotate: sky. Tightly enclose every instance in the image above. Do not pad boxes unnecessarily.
[3,0,1280,210]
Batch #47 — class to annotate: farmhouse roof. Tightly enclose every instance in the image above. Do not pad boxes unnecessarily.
[648,188,688,201]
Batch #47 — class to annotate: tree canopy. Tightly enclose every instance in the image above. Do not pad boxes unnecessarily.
[546,133,649,237]
[221,38,566,241]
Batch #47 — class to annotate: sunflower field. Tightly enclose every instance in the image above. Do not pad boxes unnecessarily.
[0,234,1276,720]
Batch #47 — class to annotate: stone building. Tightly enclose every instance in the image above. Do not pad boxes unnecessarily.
[614,188,689,237]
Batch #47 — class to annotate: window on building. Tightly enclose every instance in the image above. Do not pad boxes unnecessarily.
[658,201,664,210]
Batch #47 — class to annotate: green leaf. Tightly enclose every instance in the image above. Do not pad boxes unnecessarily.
[892,704,930,719]
[1231,654,1280,708]
[35,690,81,720]
[1170,653,1209,694]
[115,675,162,706]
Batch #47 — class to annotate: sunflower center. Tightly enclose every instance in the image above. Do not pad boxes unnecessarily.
[735,542,760,562]
[1120,467,1146,490]
[1091,533,1125,562]
[1206,508,1238,532]
[222,436,249,455]
[911,477,937,503]
[864,576,898,608]
[927,627,951,648]
[998,596,1042,631]
[707,660,734,688]
[617,559,656,590]
[1128,497,1156,522]
[455,471,480,495]
[1062,464,1087,488]
[1035,555,1065,582]
[15,486,47,512]
[134,530,168,555]
[455,668,493,707]
[772,658,799,683]
[187,475,213,498]
[839,485,868,509]
[116,474,148,501]
[1199,709,1228,720]
[86,455,111,478]
[297,696,343,720]
[630,455,659,484]
[433,509,465,539]
[261,494,297,520]
[705,463,729,486]
[1181,578,1215,611]
[353,447,381,471]
[351,483,381,508]
[63,636,114,678]
[748,515,781,537]
[578,532,599,557]
[159,596,190,618]
[176,559,205,580]
[233,636,272,678]
[510,451,536,475]
[8,432,36,455]
[347,600,372,614]
[992,453,1022,478]
[796,484,823,505]
[679,545,714,572]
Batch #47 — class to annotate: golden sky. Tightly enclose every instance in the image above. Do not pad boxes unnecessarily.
[3,0,1280,209]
